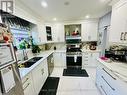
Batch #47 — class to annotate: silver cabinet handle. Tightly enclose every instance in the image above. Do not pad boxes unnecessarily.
[23,83,30,90]
[23,78,29,84]
[100,85,107,95]
[101,76,115,91]
[102,68,116,80]
[41,68,44,75]
[88,36,91,40]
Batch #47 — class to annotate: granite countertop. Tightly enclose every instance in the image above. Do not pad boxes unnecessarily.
[97,58,127,83]
[82,49,101,53]
[19,49,100,79]
[19,50,66,79]
[19,50,54,79]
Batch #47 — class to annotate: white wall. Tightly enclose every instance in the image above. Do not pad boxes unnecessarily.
[98,12,111,29]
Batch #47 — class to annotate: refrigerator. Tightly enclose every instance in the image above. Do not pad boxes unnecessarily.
[0,43,24,95]
[98,25,110,56]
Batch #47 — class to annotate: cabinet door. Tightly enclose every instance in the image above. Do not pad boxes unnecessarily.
[37,24,47,44]
[32,61,47,94]
[23,82,35,95]
[52,23,65,42]
[87,22,98,41]
[81,23,88,41]
[61,52,66,68]
[42,59,48,83]
[82,22,98,41]
[22,73,35,95]
[110,2,127,43]
[90,53,100,67]
[57,24,65,42]
[53,52,66,68]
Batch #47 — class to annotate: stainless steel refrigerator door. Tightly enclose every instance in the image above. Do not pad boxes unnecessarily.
[0,64,24,95]
[0,65,16,93]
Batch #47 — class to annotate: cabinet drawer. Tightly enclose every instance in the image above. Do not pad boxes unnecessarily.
[22,74,31,86]
[23,80,31,91]
[23,80,35,95]
[101,67,117,86]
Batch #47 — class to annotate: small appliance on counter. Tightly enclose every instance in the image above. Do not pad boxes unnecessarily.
[89,44,96,50]
[82,42,97,50]
[105,45,127,62]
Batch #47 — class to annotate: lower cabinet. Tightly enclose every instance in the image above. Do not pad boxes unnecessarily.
[32,59,48,95]
[53,52,66,68]
[22,59,48,95]
[96,64,127,95]
[82,52,100,68]
[22,73,36,95]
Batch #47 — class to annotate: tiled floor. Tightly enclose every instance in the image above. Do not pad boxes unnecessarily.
[50,67,101,95]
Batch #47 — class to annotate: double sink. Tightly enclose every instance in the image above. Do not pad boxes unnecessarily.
[19,57,43,68]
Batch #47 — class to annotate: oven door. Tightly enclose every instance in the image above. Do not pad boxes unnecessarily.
[66,55,82,67]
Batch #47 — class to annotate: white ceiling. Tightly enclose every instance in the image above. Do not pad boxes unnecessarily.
[19,0,112,21]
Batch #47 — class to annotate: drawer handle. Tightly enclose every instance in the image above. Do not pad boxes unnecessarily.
[23,83,30,90]
[23,78,29,84]
[100,86,108,95]
[101,76,115,91]
[41,69,44,75]
[84,64,88,65]
[102,68,116,80]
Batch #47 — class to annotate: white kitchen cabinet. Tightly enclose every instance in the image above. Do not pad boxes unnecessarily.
[22,73,35,95]
[53,52,66,68]
[82,52,100,68]
[0,15,2,23]
[32,59,48,95]
[37,23,47,44]
[109,1,127,43]
[82,21,98,41]
[96,63,127,95]
[52,23,65,42]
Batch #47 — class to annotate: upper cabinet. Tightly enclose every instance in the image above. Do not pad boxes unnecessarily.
[46,26,53,41]
[109,1,127,43]
[81,21,98,41]
[52,23,65,43]
[37,23,47,44]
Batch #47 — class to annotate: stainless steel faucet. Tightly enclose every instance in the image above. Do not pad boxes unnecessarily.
[22,49,28,61]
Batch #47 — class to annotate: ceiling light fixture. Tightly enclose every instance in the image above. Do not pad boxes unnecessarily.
[64,1,70,6]
[41,1,48,8]
[85,15,90,19]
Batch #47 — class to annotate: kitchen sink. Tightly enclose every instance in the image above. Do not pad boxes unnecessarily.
[19,57,43,68]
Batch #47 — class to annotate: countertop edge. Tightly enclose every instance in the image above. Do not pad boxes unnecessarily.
[97,58,127,84]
